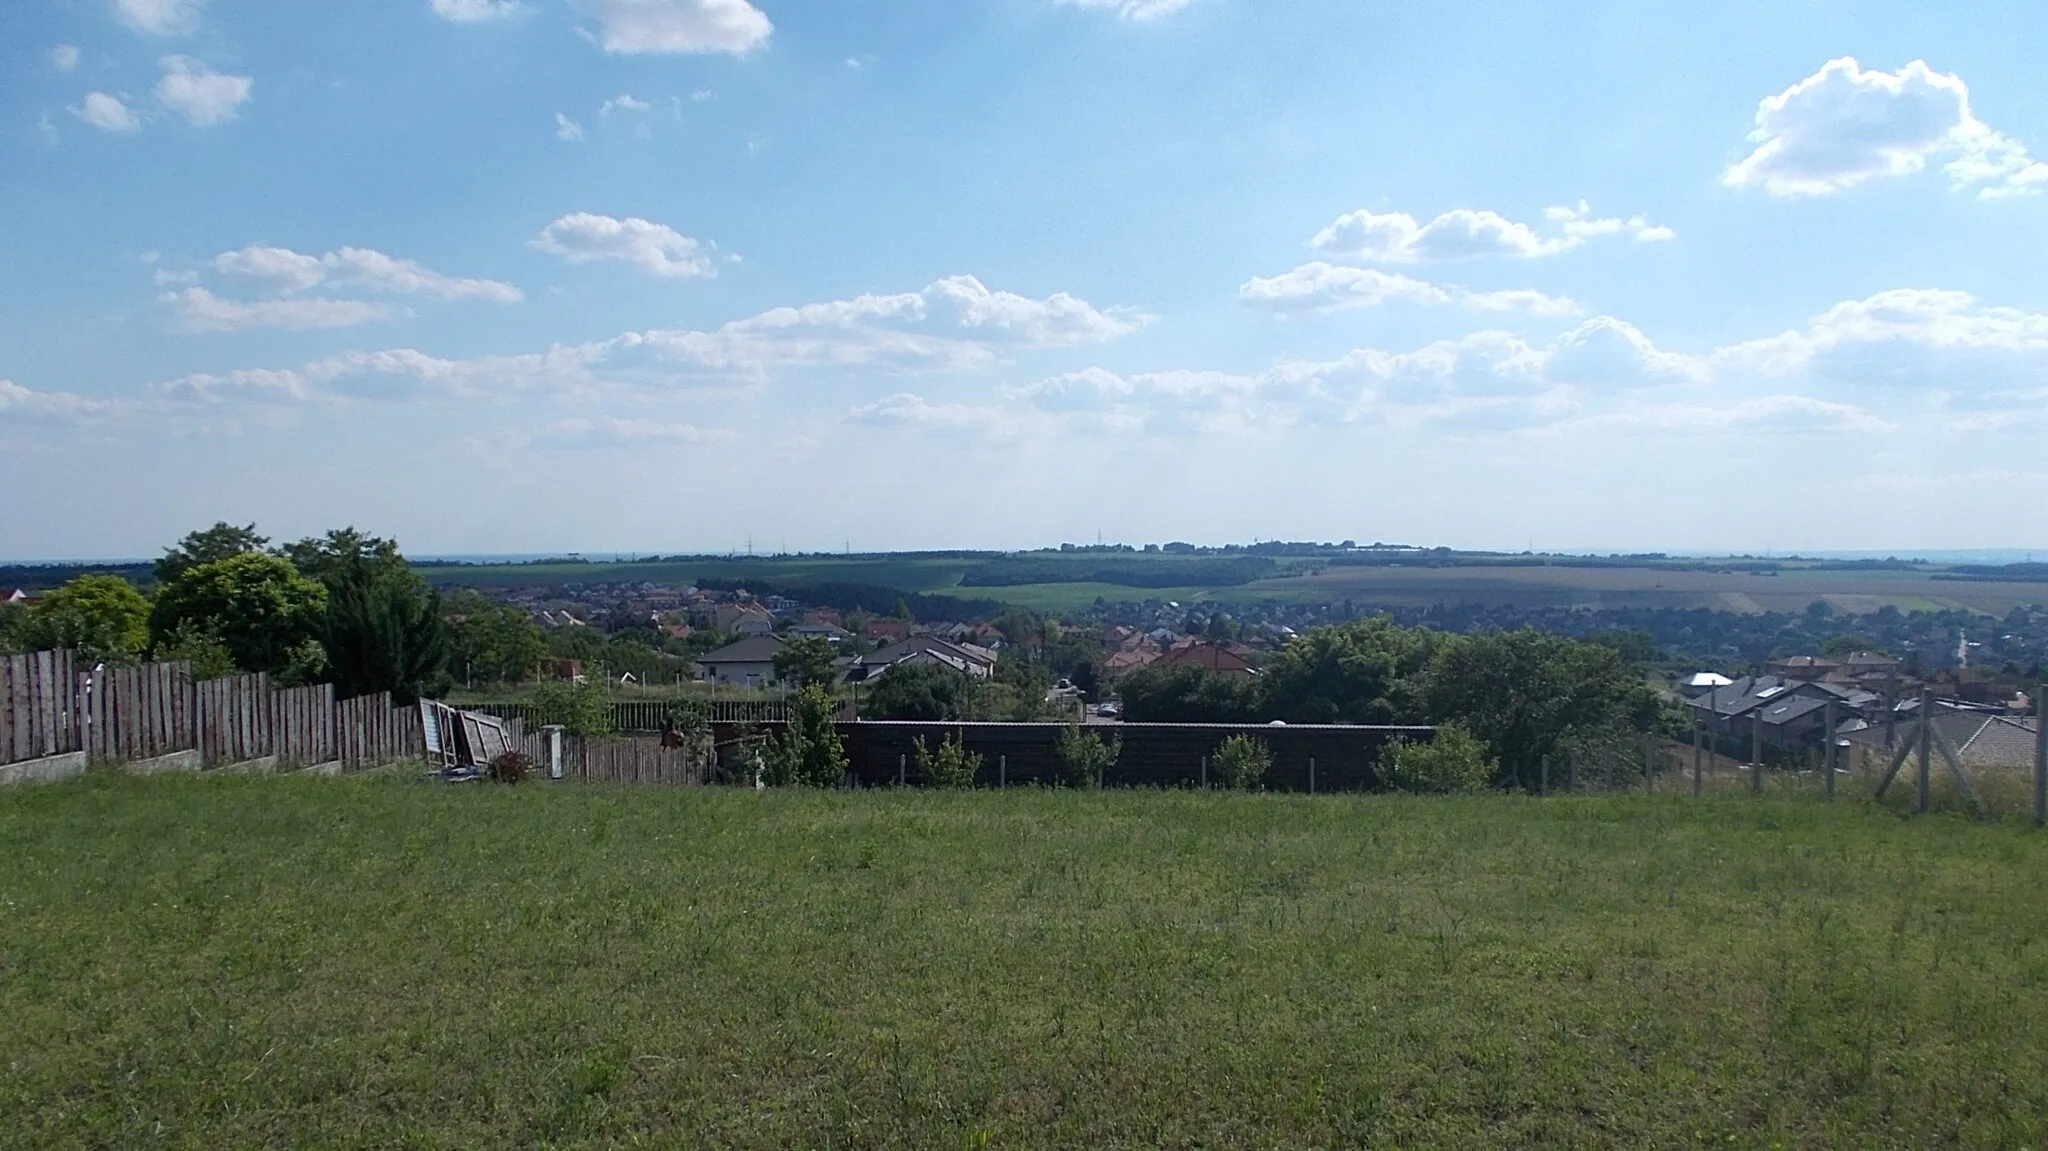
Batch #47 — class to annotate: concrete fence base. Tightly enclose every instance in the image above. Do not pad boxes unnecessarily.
[127,750,204,775]
[212,756,279,775]
[0,751,89,786]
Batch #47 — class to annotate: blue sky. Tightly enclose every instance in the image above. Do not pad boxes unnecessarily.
[4,0,2047,560]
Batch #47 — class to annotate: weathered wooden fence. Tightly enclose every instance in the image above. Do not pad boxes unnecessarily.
[468,698,792,732]
[82,660,193,762]
[573,735,713,786]
[1,650,424,773]
[3,651,80,764]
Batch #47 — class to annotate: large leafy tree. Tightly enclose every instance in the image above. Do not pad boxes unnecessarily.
[1256,616,1436,724]
[1117,663,1258,723]
[150,554,328,678]
[1422,628,1659,788]
[773,635,841,690]
[861,661,972,721]
[445,590,549,685]
[155,522,268,585]
[0,600,27,654]
[287,529,449,704]
[323,563,451,704]
[22,575,151,664]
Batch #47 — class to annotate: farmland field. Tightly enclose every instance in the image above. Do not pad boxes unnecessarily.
[5,773,2048,1147]
[406,551,2048,616]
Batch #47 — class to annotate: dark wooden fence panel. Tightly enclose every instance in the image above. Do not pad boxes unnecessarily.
[1,650,79,765]
[82,661,196,762]
[574,735,710,786]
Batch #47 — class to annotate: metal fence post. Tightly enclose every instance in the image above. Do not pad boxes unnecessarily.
[1540,754,1549,797]
[898,753,906,788]
[1000,754,1007,789]
[1200,755,1207,790]
[1309,757,1316,795]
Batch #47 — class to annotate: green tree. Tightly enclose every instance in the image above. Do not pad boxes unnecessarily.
[764,685,847,787]
[150,553,328,678]
[1822,634,1882,658]
[155,522,268,584]
[529,679,613,737]
[1053,724,1119,788]
[1422,629,1657,789]
[913,730,982,788]
[22,575,151,664]
[278,527,406,586]
[446,590,549,684]
[773,635,841,690]
[1379,724,1494,794]
[1118,664,1257,723]
[890,597,913,622]
[1212,733,1272,791]
[151,619,239,680]
[323,562,450,705]
[0,600,27,654]
[1257,616,1434,724]
[863,661,972,721]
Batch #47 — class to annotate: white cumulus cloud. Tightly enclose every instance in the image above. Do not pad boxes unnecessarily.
[579,0,772,56]
[154,57,252,127]
[531,213,717,278]
[1239,263,1580,316]
[1717,288,2048,397]
[556,113,585,142]
[1725,57,2048,199]
[1053,0,1199,19]
[600,93,652,115]
[431,0,523,22]
[74,92,142,132]
[161,288,397,334]
[114,0,205,36]
[51,44,82,72]
[212,245,523,302]
[1311,204,1673,263]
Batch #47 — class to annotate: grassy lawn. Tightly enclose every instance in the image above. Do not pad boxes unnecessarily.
[4,776,2048,1148]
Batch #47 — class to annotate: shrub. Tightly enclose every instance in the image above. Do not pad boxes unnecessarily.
[1379,724,1494,794]
[1212,734,1272,791]
[1053,725,1119,788]
[488,750,535,785]
[529,680,613,737]
[764,685,848,788]
[913,731,982,789]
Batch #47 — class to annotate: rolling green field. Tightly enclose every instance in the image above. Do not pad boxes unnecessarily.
[5,774,2048,1148]
[412,552,2048,616]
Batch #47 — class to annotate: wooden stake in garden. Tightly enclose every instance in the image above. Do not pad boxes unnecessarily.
[1692,723,1703,798]
[1916,687,1933,814]
[1751,712,1764,796]
[1823,700,1836,801]
[2036,681,2046,829]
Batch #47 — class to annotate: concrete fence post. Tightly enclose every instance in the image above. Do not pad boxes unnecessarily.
[1309,757,1316,795]
[898,753,906,788]
[1200,755,1207,790]
[1000,754,1007,789]
[544,724,565,781]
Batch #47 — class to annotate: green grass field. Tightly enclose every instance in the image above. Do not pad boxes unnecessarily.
[6,775,2047,1148]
